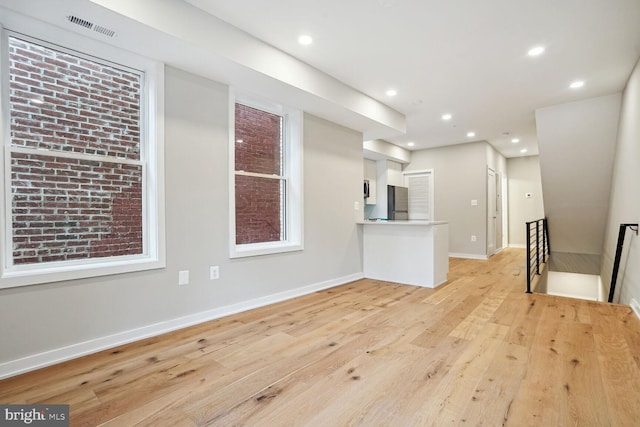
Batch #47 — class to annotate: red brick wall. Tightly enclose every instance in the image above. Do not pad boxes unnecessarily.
[8,36,143,264]
[234,104,284,244]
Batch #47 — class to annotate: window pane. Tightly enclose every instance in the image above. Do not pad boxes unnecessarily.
[235,175,285,244]
[8,36,141,160]
[235,103,283,175]
[11,152,143,264]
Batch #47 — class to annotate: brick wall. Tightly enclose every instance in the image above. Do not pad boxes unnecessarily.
[234,104,284,244]
[8,36,143,265]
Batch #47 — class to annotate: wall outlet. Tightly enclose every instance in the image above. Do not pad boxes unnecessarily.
[210,266,219,280]
[471,199,478,206]
[178,270,189,285]
[471,235,477,242]
[354,201,360,210]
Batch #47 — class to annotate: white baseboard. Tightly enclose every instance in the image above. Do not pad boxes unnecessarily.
[0,272,364,380]
[449,252,489,260]
[509,244,526,249]
[631,298,640,321]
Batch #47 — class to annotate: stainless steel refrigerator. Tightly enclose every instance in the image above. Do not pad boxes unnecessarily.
[387,185,409,220]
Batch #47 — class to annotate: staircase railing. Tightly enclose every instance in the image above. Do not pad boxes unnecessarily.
[526,218,550,293]
[608,223,638,302]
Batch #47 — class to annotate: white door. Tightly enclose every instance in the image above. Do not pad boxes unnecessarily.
[496,172,503,251]
[501,174,509,249]
[487,168,497,256]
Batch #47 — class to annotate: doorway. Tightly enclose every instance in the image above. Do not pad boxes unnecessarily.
[487,168,497,256]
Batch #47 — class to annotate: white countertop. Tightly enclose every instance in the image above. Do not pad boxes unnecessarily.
[359,220,448,226]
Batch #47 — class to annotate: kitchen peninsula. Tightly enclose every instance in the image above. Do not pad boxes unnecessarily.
[361,220,449,288]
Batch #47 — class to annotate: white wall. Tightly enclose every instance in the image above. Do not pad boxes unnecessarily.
[602,57,640,306]
[405,141,496,258]
[0,66,365,376]
[536,94,621,255]
[507,156,545,247]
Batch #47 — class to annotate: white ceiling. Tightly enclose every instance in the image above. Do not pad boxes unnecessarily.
[184,0,640,157]
[2,0,640,158]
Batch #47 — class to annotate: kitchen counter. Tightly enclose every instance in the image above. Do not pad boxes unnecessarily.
[361,220,449,288]
[360,220,448,226]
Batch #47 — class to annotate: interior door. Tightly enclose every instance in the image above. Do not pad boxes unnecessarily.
[487,168,497,256]
[496,172,503,251]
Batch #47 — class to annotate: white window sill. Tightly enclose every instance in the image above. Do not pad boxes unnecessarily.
[230,241,303,258]
[0,256,165,289]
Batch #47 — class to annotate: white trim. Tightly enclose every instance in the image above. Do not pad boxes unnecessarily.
[235,170,286,180]
[449,252,489,260]
[509,243,527,249]
[0,272,364,380]
[8,146,143,166]
[631,298,640,321]
[228,89,304,258]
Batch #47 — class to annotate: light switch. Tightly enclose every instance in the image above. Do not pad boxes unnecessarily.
[354,201,360,210]
[178,270,189,285]
[471,199,478,206]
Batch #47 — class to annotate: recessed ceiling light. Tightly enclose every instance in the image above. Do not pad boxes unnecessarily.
[407,142,415,147]
[298,34,313,45]
[467,131,476,138]
[511,138,520,143]
[386,89,398,97]
[570,80,585,89]
[527,46,545,56]
[441,113,452,121]
[520,148,528,153]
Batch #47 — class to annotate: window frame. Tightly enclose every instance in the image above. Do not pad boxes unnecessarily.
[0,14,165,289]
[229,90,303,258]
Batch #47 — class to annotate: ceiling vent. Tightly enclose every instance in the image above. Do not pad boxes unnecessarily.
[93,25,116,38]
[66,15,116,38]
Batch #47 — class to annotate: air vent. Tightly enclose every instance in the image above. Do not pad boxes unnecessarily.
[67,15,116,38]
[67,15,93,30]
[93,25,116,38]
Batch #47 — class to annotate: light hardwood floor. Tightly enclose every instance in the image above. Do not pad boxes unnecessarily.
[1,249,640,426]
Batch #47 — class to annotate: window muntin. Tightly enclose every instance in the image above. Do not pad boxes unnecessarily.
[0,24,164,288]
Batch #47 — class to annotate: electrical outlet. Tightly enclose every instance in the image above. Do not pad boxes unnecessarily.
[210,266,219,280]
[471,235,477,242]
[354,201,360,210]
[178,270,189,285]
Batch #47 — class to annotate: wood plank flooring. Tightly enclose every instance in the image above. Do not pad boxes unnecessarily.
[1,248,640,426]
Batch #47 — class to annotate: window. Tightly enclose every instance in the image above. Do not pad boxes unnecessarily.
[230,93,302,258]
[0,21,164,288]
